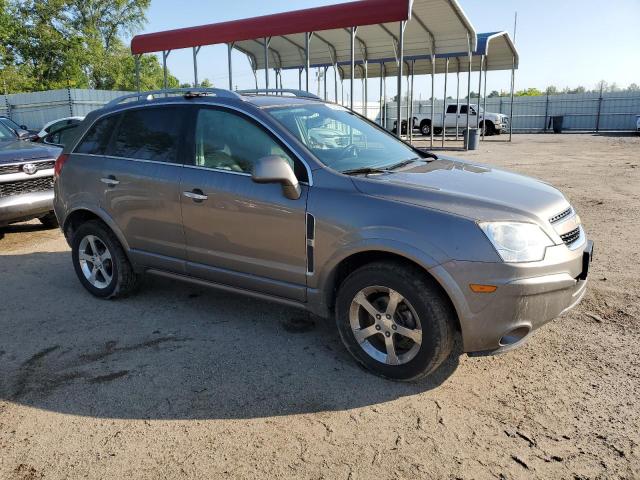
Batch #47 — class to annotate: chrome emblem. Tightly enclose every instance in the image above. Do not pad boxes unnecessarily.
[22,163,38,175]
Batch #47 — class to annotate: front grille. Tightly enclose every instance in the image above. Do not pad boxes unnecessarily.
[560,227,581,246]
[549,207,573,224]
[0,176,54,197]
[0,160,56,175]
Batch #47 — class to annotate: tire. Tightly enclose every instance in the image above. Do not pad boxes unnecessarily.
[420,121,431,136]
[482,121,495,136]
[38,212,59,229]
[434,127,443,136]
[335,261,456,381]
[71,220,140,299]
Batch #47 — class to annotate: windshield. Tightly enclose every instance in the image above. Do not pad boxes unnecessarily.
[0,121,17,140]
[265,103,425,173]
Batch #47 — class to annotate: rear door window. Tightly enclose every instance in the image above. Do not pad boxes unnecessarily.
[75,115,120,155]
[446,105,458,114]
[111,107,185,163]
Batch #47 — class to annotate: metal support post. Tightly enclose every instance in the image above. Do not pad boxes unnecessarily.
[305,32,312,92]
[135,55,141,92]
[456,59,460,140]
[596,84,604,132]
[264,37,270,90]
[162,50,171,90]
[476,55,483,130]
[324,66,328,100]
[509,55,515,142]
[482,60,488,140]
[465,38,472,150]
[227,43,234,90]
[410,61,415,143]
[441,58,449,147]
[192,46,201,87]
[379,63,384,126]
[543,94,549,132]
[430,55,435,147]
[350,27,356,111]
[364,61,368,118]
[396,21,406,138]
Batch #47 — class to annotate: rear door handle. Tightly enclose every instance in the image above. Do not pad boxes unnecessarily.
[100,175,119,186]
[183,189,208,202]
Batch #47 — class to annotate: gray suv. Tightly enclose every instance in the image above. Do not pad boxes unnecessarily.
[53,88,593,381]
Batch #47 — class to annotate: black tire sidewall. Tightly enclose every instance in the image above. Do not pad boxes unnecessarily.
[336,264,453,381]
[71,222,120,298]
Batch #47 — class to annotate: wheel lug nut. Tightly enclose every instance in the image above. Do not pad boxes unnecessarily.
[375,325,381,331]
[376,314,381,319]
[392,325,397,330]
[385,332,391,337]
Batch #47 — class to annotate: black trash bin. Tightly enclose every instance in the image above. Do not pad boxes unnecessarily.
[552,115,564,133]
[464,128,479,150]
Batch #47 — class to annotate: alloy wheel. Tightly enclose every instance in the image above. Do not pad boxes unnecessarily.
[78,235,113,289]
[349,286,423,365]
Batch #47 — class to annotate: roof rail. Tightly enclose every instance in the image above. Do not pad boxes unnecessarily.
[237,89,321,100]
[105,88,242,108]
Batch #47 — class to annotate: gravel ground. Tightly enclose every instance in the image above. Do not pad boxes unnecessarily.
[1,133,639,479]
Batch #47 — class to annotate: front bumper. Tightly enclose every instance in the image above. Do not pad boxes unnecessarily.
[430,239,592,354]
[0,190,54,226]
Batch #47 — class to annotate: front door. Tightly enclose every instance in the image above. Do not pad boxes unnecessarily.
[180,106,309,301]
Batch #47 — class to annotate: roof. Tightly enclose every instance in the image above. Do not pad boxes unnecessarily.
[332,31,518,79]
[131,0,477,70]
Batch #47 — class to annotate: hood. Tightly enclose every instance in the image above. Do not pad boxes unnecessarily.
[352,157,570,228]
[0,139,61,165]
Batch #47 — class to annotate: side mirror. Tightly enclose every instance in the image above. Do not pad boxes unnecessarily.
[252,155,301,200]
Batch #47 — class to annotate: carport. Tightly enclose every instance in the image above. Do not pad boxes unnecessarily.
[335,31,519,146]
[130,0,477,143]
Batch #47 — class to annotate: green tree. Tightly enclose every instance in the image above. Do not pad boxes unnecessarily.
[516,87,543,97]
[628,83,640,92]
[0,0,178,93]
[488,90,500,98]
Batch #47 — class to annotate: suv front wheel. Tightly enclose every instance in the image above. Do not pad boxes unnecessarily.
[71,220,140,299]
[336,261,456,381]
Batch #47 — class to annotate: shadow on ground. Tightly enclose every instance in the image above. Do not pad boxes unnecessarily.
[0,251,460,420]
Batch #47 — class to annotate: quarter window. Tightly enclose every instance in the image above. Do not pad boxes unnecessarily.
[111,107,184,163]
[194,108,306,181]
[75,115,119,155]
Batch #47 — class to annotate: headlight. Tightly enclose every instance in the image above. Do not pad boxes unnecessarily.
[479,222,554,263]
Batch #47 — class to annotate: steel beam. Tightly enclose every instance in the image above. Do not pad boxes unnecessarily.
[466,36,472,150]
[379,62,384,126]
[476,55,483,130]
[409,61,415,143]
[264,37,270,90]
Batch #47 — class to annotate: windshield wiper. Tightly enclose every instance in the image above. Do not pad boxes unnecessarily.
[385,157,424,171]
[341,167,388,176]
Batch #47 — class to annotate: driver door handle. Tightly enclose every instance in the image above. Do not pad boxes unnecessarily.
[183,189,208,202]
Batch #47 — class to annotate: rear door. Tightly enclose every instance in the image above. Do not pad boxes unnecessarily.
[74,105,189,272]
[179,106,309,301]
[445,104,458,127]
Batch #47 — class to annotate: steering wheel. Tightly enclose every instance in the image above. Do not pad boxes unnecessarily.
[338,143,360,160]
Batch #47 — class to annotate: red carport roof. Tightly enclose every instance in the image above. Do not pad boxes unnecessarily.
[131,0,412,55]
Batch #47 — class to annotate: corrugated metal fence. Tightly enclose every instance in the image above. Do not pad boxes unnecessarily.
[382,91,640,132]
[1,89,131,129]
[2,88,639,132]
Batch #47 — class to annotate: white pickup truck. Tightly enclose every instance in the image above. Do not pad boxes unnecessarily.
[412,104,509,136]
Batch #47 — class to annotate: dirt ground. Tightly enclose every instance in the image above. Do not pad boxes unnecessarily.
[1,133,639,479]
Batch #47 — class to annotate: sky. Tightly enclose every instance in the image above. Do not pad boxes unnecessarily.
[138,0,640,102]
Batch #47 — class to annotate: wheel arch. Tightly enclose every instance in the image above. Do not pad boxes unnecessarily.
[319,248,461,333]
[63,207,131,254]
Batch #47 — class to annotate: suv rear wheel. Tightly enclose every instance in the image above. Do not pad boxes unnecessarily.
[71,220,140,299]
[336,261,455,381]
